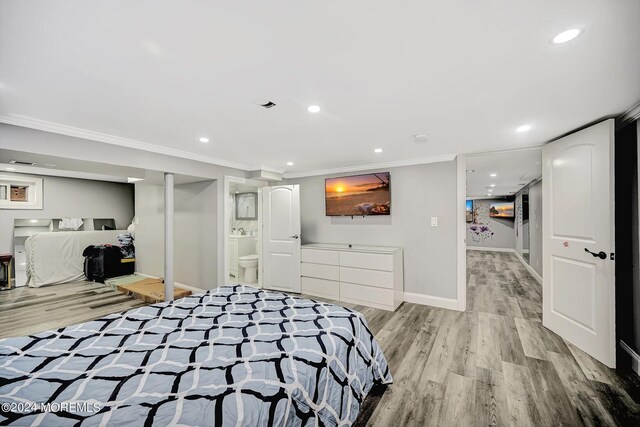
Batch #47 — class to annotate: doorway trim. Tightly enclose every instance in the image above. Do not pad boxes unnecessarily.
[456,154,467,311]
[223,175,268,287]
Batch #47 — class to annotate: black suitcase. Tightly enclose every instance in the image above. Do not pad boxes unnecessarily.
[82,245,127,283]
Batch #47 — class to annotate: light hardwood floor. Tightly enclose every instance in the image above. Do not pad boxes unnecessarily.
[0,280,145,339]
[1,252,639,425]
[353,251,640,426]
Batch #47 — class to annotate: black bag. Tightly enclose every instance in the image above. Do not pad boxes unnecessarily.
[82,245,126,283]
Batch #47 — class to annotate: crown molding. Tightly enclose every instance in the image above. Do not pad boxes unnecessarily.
[619,100,640,126]
[283,154,457,179]
[0,114,256,172]
[1,114,454,178]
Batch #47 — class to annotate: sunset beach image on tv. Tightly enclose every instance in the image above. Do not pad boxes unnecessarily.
[490,201,515,218]
[325,172,390,216]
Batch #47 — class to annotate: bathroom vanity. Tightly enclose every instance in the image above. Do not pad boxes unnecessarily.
[301,243,404,311]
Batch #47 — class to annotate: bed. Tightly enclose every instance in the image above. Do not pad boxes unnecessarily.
[0,285,392,426]
[25,230,125,287]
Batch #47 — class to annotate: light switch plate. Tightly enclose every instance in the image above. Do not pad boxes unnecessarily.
[431,217,438,227]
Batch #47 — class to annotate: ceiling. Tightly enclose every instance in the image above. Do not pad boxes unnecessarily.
[1,1,638,176]
[466,148,541,198]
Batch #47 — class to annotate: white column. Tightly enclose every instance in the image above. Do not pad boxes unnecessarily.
[164,172,174,302]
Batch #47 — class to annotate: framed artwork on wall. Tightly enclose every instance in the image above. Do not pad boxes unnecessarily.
[236,192,258,220]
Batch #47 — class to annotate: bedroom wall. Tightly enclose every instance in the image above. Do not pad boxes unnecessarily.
[135,180,218,291]
[466,199,515,250]
[0,123,251,286]
[285,159,459,301]
[0,173,134,254]
[529,180,543,277]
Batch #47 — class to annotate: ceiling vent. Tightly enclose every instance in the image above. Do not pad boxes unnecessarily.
[252,98,276,109]
[9,160,57,168]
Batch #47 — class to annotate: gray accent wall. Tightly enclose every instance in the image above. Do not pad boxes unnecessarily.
[0,173,134,254]
[286,160,459,300]
[135,180,218,290]
[529,180,543,277]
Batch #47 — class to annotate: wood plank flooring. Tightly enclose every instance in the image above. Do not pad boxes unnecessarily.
[1,252,639,425]
[352,251,640,426]
[0,281,146,338]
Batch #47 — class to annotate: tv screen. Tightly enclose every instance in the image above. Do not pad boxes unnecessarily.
[325,172,390,216]
[490,201,515,218]
[466,200,473,223]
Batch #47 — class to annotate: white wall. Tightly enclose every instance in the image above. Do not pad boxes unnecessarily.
[286,160,459,300]
[529,180,543,276]
[135,180,218,290]
[466,199,515,250]
[0,173,134,254]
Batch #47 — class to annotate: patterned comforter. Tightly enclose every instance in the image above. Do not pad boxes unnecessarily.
[0,285,392,426]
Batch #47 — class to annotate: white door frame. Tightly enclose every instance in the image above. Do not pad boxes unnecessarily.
[456,154,467,311]
[223,175,268,287]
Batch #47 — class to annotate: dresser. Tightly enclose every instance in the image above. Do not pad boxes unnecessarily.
[301,243,403,311]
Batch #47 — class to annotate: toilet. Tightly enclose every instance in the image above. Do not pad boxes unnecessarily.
[238,240,259,283]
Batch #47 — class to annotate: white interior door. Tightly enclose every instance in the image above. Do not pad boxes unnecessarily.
[262,185,301,293]
[542,119,615,367]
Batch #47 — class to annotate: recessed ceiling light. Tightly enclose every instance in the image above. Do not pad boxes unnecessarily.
[5,167,15,171]
[374,148,383,153]
[286,161,294,166]
[490,184,496,187]
[30,219,38,223]
[307,105,321,113]
[516,124,532,133]
[199,137,210,143]
[552,28,582,44]
[489,173,497,177]
[487,194,492,197]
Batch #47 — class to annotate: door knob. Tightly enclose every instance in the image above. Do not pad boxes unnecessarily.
[584,248,607,259]
[289,234,299,239]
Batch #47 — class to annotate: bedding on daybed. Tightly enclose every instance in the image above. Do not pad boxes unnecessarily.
[25,230,123,287]
[0,285,392,426]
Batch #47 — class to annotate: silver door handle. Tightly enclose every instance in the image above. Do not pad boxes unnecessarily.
[289,234,300,239]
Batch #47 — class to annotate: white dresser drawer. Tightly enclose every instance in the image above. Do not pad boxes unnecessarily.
[339,266,393,289]
[302,249,340,265]
[339,251,394,271]
[340,282,394,309]
[302,277,340,300]
[302,263,340,281]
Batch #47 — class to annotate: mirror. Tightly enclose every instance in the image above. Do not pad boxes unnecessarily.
[235,193,258,220]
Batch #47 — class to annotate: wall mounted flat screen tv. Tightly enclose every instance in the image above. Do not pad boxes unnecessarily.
[466,200,473,223]
[325,172,390,216]
[490,201,515,218]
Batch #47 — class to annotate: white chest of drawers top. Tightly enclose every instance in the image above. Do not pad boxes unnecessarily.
[301,243,404,311]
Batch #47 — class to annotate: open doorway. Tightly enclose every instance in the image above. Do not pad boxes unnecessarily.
[224,176,267,287]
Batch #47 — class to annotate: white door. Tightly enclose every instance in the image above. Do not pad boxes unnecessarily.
[262,185,301,293]
[542,119,615,367]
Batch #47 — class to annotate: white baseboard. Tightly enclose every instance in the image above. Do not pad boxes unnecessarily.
[134,272,206,294]
[512,251,543,285]
[467,246,515,253]
[404,292,461,311]
[620,341,640,377]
